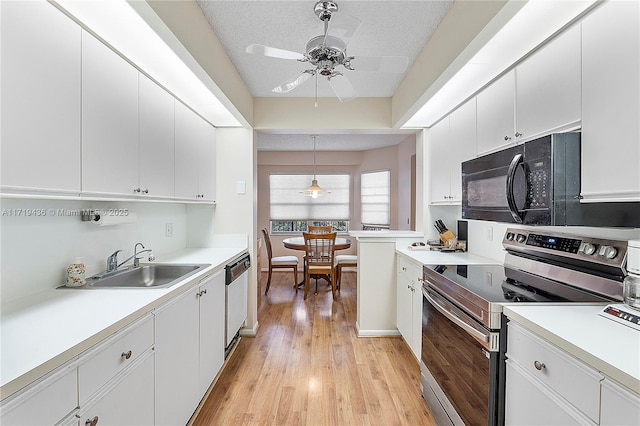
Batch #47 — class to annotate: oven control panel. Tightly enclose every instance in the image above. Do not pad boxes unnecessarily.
[503,228,627,269]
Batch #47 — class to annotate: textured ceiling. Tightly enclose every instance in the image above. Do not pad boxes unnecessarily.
[195,0,453,151]
[196,0,453,99]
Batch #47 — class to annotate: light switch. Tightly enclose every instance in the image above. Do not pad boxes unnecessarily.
[236,180,246,195]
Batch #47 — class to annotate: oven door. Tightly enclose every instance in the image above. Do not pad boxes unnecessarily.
[421,286,502,426]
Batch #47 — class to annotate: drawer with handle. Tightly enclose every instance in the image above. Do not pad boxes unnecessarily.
[506,321,603,423]
[78,314,154,401]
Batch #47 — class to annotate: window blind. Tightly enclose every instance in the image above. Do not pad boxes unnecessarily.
[270,174,350,221]
[361,170,390,226]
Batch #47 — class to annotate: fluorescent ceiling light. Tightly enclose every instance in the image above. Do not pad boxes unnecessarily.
[402,0,597,128]
[53,0,242,127]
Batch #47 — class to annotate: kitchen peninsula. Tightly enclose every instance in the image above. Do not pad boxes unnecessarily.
[349,230,495,336]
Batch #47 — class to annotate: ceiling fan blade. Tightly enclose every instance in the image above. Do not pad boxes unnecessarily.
[350,56,409,74]
[272,71,314,94]
[328,74,357,102]
[246,43,305,61]
[324,12,362,46]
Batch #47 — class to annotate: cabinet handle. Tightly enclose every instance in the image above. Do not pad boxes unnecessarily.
[85,416,99,426]
[515,132,522,137]
[533,360,546,371]
[133,188,141,193]
[504,136,512,141]
[142,189,149,194]
[121,350,132,360]
[199,289,207,297]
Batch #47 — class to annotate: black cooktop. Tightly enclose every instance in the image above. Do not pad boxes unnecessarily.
[425,263,603,305]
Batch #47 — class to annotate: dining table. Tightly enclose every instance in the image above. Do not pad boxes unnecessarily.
[282,236,352,287]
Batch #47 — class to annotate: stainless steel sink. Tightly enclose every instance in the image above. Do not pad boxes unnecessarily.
[80,263,210,289]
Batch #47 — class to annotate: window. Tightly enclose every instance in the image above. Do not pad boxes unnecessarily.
[270,173,350,233]
[361,170,390,228]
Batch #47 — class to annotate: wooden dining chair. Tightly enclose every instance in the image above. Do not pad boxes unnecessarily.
[261,228,299,294]
[334,254,357,292]
[308,225,332,234]
[302,231,337,300]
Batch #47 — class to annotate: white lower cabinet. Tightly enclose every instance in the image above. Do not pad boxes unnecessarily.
[154,270,226,425]
[505,359,596,426]
[506,321,602,424]
[396,254,422,360]
[600,378,640,426]
[0,362,78,425]
[506,320,640,426]
[78,351,155,426]
[198,270,226,398]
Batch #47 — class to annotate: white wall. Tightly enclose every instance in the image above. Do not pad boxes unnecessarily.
[0,198,187,304]
[211,128,258,334]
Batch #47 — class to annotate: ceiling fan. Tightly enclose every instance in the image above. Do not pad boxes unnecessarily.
[245,1,409,103]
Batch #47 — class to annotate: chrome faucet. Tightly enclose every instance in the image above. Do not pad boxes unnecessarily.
[103,244,155,277]
[116,242,155,269]
[106,250,122,274]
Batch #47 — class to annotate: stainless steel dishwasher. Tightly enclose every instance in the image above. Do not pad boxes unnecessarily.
[225,253,250,357]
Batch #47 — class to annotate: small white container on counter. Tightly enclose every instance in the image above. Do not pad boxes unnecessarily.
[66,257,86,287]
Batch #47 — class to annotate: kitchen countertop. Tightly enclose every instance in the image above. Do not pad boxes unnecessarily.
[396,244,500,265]
[0,246,246,400]
[504,304,640,394]
[349,230,424,239]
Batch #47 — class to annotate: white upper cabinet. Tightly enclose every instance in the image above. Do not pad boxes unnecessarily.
[0,1,81,195]
[476,70,516,155]
[581,0,640,202]
[175,102,202,200]
[175,101,217,202]
[138,74,175,198]
[429,116,452,203]
[81,31,139,197]
[430,98,476,204]
[448,98,477,201]
[516,24,581,142]
[198,122,217,202]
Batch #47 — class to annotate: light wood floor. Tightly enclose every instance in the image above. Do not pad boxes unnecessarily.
[192,271,436,425]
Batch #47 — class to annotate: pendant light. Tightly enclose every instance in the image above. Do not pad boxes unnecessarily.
[303,135,327,198]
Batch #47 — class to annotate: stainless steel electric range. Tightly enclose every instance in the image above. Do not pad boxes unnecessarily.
[420,228,628,426]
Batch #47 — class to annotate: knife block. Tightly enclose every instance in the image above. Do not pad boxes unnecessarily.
[439,230,457,248]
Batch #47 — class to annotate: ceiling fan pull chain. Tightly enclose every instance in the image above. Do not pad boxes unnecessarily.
[315,72,318,107]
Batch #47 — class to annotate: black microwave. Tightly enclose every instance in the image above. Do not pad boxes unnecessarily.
[462,133,640,227]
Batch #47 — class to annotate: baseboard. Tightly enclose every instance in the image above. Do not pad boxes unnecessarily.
[355,321,402,337]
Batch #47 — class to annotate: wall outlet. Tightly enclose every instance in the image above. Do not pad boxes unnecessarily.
[486,225,493,241]
[165,223,174,238]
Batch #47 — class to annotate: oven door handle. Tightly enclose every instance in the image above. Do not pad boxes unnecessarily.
[422,287,490,344]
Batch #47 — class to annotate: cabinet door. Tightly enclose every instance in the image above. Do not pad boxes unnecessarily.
[198,270,226,398]
[138,73,175,198]
[79,352,154,426]
[81,31,139,196]
[600,378,640,426]
[448,98,477,202]
[154,288,200,426]
[198,120,217,202]
[409,265,423,360]
[505,360,596,426]
[175,102,201,200]
[0,364,77,426]
[581,0,640,202]
[516,24,581,142]
[476,70,516,155]
[396,261,413,345]
[429,117,452,204]
[0,1,81,195]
